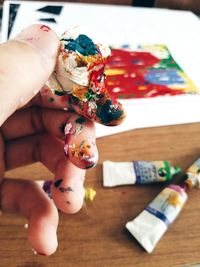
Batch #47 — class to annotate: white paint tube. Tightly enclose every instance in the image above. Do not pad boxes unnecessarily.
[184,158,200,189]
[125,184,188,253]
[103,160,181,187]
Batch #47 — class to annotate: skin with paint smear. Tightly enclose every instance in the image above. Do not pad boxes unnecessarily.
[0,24,124,256]
[44,28,125,169]
[46,28,126,127]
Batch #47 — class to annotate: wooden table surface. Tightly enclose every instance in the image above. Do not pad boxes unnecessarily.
[1,123,200,267]
[0,1,200,266]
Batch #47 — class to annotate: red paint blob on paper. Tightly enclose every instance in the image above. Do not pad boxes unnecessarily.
[105,48,184,99]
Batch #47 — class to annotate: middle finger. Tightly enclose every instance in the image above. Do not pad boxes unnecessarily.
[1,107,98,169]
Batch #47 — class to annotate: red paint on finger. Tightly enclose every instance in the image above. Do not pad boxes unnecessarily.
[40,25,51,32]
[60,95,69,103]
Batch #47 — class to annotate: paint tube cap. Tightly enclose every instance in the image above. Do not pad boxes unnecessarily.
[185,173,200,189]
[170,166,182,177]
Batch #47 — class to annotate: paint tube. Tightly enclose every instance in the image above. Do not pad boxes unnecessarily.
[125,158,200,253]
[103,160,181,187]
[184,158,200,189]
[125,184,187,253]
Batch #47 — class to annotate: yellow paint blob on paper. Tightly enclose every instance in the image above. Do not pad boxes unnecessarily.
[178,72,199,93]
[138,86,147,90]
[105,68,126,76]
[107,81,116,86]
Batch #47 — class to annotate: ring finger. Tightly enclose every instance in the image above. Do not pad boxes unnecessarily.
[5,133,86,214]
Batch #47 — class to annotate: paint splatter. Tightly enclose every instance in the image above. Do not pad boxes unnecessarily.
[69,141,91,159]
[42,180,53,198]
[54,179,63,188]
[75,117,85,124]
[40,25,51,32]
[59,187,74,193]
[96,99,123,124]
[64,123,72,135]
[63,34,99,56]
[54,90,65,96]
[48,97,55,102]
[64,144,69,155]
[74,124,83,136]
[85,188,96,202]
[67,139,98,168]
[46,28,125,126]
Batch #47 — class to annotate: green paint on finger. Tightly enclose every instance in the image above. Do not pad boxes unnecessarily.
[96,100,123,124]
[48,97,55,102]
[75,117,85,124]
[54,90,65,96]
[54,179,63,188]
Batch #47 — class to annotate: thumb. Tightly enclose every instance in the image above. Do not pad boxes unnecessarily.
[0,24,60,126]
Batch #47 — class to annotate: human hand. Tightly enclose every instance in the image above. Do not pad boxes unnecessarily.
[0,24,100,256]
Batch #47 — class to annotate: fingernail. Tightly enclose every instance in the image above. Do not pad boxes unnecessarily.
[14,24,59,61]
[32,248,47,256]
[37,252,47,256]
[68,138,98,169]
[31,225,57,256]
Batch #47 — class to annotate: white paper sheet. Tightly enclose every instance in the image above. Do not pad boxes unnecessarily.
[1,1,200,137]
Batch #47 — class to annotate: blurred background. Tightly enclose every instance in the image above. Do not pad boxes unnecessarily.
[0,0,200,13]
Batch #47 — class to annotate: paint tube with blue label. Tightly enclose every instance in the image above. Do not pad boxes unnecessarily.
[103,160,181,187]
[125,184,188,253]
[125,158,200,253]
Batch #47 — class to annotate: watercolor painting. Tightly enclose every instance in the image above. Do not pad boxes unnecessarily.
[105,45,198,99]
